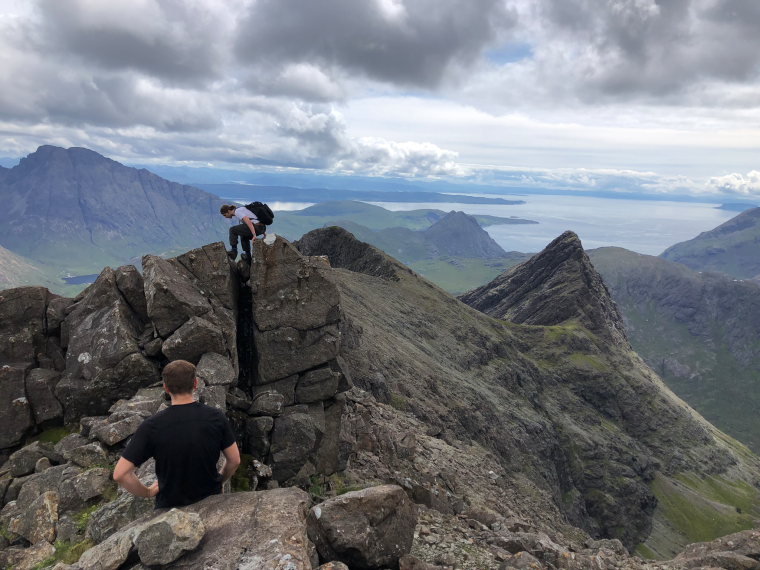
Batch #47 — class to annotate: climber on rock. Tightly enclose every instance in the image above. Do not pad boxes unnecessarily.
[113,359,241,508]
[220,204,266,262]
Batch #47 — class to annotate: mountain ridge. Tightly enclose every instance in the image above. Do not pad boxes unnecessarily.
[0,145,227,273]
[661,206,760,279]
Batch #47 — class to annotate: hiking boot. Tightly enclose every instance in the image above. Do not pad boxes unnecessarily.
[240,252,251,263]
[227,249,237,260]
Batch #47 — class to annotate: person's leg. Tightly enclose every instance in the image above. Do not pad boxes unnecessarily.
[230,224,253,258]
[230,224,254,260]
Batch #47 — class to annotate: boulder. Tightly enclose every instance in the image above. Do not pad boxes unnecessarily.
[91,414,144,447]
[55,268,156,420]
[162,316,226,363]
[58,467,113,511]
[307,484,417,570]
[248,391,285,416]
[256,324,341,383]
[245,416,275,458]
[77,527,136,570]
[166,488,313,569]
[25,368,63,424]
[9,490,59,543]
[0,363,33,448]
[134,508,205,566]
[142,254,212,338]
[0,286,49,364]
[250,237,341,332]
[269,410,319,482]
[172,242,237,311]
[253,374,298,406]
[7,441,60,477]
[64,441,109,469]
[115,265,149,322]
[296,366,341,404]
[0,540,56,570]
[197,352,236,386]
[86,491,154,544]
[197,385,226,412]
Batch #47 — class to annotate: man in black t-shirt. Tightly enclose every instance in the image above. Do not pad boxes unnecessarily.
[113,360,241,509]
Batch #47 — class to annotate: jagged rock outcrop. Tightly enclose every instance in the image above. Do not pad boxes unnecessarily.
[297,226,406,281]
[2,227,760,570]
[459,230,628,346]
[308,484,417,569]
[245,236,352,483]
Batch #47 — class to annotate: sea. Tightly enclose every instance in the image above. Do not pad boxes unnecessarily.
[362,194,737,256]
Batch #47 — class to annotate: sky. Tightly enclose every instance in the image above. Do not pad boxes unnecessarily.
[1,0,759,198]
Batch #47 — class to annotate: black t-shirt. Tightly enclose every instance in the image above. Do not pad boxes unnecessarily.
[122,402,236,509]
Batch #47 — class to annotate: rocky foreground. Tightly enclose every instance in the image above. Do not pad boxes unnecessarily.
[1,229,760,569]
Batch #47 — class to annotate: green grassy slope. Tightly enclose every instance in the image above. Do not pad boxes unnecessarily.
[590,247,760,453]
[660,206,760,279]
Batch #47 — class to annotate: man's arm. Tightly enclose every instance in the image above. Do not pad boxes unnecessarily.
[242,216,257,236]
[113,457,159,498]
[219,442,241,483]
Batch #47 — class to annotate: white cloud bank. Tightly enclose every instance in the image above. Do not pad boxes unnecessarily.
[0,0,758,195]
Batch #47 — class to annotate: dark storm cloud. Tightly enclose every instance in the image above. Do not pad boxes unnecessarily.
[235,0,516,88]
[35,0,229,86]
[540,0,760,99]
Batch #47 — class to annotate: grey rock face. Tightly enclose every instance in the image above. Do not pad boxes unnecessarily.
[296,225,404,281]
[248,391,285,416]
[251,237,341,333]
[7,441,59,477]
[197,351,236,386]
[25,368,63,424]
[134,509,205,566]
[9,490,59,544]
[256,324,341,383]
[307,484,417,570]
[460,231,628,346]
[269,410,319,482]
[143,254,215,338]
[55,267,158,420]
[0,363,33,448]
[0,286,49,364]
[162,316,226,363]
[162,488,313,569]
[296,366,341,404]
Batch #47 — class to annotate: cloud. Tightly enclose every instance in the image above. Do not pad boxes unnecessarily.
[34,0,242,86]
[532,0,760,101]
[234,0,516,89]
[707,171,760,196]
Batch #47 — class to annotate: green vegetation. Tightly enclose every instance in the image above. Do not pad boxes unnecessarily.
[28,426,73,445]
[32,539,94,569]
[231,454,257,492]
[309,473,364,501]
[408,258,523,294]
[74,503,100,533]
[649,472,758,547]
[389,393,409,412]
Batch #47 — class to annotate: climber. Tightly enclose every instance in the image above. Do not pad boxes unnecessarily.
[113,359,241,508]
[220,203,266,262]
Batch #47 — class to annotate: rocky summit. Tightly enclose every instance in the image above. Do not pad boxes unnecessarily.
[1,228,759,570]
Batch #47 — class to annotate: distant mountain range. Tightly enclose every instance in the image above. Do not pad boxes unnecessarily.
[0,145,227,277]
[661,206,760,280]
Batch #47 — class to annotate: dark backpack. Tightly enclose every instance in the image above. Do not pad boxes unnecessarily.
[245,201,274,225]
